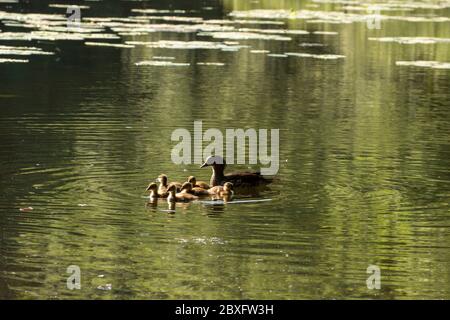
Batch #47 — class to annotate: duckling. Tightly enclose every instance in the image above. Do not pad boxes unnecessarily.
[166,184,178,203]
[157,174,183,196]
[207,185,224,195]
[208,182,234,202]
[145,182,159,201]
[167,183,198,203]
[192,186,210,196]
[219,182,234,197]
[173,182,183,192]
[156,174,169,196]
[208,182,234,196]
[180,181,209,196]
[200,155,272,187]
[221,183,234,203]
[187,176,210,189]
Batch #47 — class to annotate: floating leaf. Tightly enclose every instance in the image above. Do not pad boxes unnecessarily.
[0,45,54,56]
[196,62,225,66]
[300,42,326,47]
[84,42,134,48]
[126,40,242,50]
[135,60,190,66]
[369,37,450,45]
[396,60,450,69]
[267,53,288,58]
[49,4,90,9]
[198,31,291,41]
[0,58,29,63]
[286,52,345,59]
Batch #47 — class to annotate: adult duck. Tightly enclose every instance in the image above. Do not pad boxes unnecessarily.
[200,155,272,187]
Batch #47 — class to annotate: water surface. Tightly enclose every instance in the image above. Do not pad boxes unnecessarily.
[0,0,449,299]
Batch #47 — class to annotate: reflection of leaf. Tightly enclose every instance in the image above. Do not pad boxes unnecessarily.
[324,183,362,200]
[366,189,403,206]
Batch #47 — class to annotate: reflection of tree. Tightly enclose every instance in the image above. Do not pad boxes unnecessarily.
[0,0,449,299]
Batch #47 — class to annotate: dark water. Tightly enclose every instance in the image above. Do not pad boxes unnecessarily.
[0,0,449,299]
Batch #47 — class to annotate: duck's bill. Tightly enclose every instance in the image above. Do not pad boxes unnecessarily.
[200,162,208,168]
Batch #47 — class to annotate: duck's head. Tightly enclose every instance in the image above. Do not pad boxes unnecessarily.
[187,176,197,185]
[167,183,178,193]
[157,174,168,185]
[146,182,158,192]
[200,155,226,170]
[181,182,193,192]
[223,182,234,191]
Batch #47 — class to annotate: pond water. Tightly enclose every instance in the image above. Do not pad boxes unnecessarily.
[0,0,449,299]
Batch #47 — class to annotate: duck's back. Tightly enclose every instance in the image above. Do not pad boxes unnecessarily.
[224,171,271,187]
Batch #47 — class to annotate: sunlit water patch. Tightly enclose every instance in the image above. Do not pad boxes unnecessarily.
[0,45,54,56]
[125,40,242,50]
[84,42,135,48]
[299,42,326,47]
[396,60,450,69]
[285,52,345,59]
[48,4,90,10]
[267,53,288,58]
[0,57,28,63]
[135,60,190,66]
[196,62,226,66]
[198,31,291,41]
[369,37,450,44]
[229,8,450,24]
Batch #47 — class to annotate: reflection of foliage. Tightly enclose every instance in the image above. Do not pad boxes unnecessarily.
[1,0,450,299]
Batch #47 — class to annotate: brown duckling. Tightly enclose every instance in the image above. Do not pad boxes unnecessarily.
[180,181,209,196]
[146,182,159,201]
[167,183,198,203]
[207,185,223,195]
[200,155,272,187]
[187,176,210,189]
[156,174,169,196]
[208,182,234,196]
[219,182,234,197]
[157,174,182,196]
[220,182,234,203]
[173,182,183,192]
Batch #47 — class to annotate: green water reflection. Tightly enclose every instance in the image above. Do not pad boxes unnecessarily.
[0,0,449,299]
